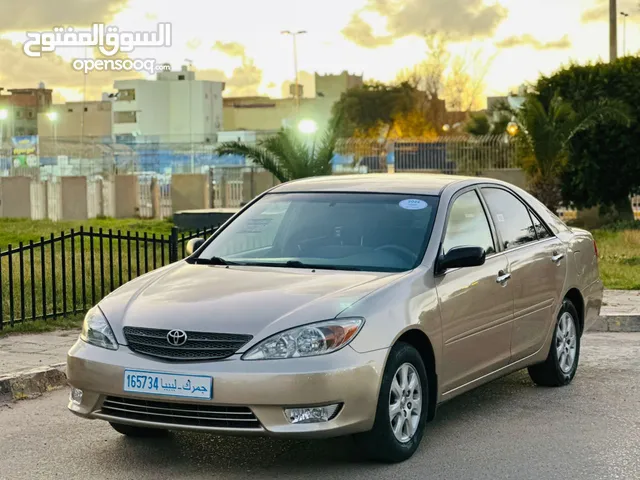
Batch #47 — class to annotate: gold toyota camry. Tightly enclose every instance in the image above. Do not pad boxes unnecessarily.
[67,173,603,463]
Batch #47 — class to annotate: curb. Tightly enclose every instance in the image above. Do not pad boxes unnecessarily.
[588,315,640,333]
[0,364,67,403]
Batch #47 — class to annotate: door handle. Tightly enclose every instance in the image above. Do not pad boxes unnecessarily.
[496,271,511,284]
[551,252,565,263]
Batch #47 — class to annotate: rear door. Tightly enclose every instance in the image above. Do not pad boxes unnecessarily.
[480,187,567,362]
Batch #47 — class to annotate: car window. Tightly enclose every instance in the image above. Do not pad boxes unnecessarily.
[198,192,439,272]
[529,210,552,240]
[443,190,495,255]
[481,188,537,250]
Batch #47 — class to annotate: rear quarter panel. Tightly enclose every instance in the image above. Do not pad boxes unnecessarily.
[563,228,604,332]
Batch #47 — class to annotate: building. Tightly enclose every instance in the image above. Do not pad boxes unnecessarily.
[0,84,53,139]
[112,66,225,143]
[37,99,112,141]
[223,71,363,133]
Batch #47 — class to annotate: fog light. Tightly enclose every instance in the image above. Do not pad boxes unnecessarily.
[70,388,83,404]
[284,404,341,424]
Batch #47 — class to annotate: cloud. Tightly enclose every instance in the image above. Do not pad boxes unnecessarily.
[0,0,127,32]
[199,41,263,96]
[495,34,572,50]
[582,0,635,23]
[0,39,142,100]
[212,41,246,58]
[342,0,507,47]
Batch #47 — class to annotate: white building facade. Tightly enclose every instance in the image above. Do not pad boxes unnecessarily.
[112,66,225,143]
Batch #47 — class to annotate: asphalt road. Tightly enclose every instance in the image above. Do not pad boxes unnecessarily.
[1,332,639,480]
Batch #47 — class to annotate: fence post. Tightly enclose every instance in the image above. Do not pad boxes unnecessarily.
[169,226,179,263]
[209,167,215,208]
[221,170,228,208]
[150,177,160,219]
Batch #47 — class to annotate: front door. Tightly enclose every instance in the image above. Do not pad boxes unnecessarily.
[435,189,514,394]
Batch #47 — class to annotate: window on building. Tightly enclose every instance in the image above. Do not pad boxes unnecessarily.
[27,111,34,118]
[178,75,185,80]
[117,89,136,101]
[68,108,73,112]
[114,111,138,123]
[15,110,22,119]
[84,107,88,112]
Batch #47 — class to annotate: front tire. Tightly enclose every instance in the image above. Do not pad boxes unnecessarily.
[109,422,169,437]
[354,342,428,463]
[528,299,581,387]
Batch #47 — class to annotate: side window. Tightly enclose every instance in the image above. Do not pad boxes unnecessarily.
[481,188,537,250]
[443,190,495,255]
[529,210,552,240]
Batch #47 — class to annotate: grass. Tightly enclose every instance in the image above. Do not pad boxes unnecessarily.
[0,315,83,337]
[593,227,640,290]
[0,218,173,246]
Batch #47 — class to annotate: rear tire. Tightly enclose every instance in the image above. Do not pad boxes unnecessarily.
[528,299,581,387]
[109,422,169,437]
[354,342,428,463]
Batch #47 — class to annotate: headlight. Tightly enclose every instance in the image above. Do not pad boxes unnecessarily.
[242,318,364,360]
[80,306,118,350]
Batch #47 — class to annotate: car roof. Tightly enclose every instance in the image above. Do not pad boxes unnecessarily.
[270,173,492,196]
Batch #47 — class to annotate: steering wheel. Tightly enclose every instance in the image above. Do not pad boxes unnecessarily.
[374,244,418,264]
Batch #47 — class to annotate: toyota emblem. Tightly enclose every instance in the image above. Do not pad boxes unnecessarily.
[166,329,188,347]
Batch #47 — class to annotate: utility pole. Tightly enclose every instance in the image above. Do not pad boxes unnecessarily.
[610,0,618,61]
[621,12,629,56]
[281,30,307,112]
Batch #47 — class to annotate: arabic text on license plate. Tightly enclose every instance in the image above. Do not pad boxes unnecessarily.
[123,369,212,399]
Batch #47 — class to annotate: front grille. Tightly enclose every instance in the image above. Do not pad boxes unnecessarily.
[123,327,252,361]
[101,396,261,429]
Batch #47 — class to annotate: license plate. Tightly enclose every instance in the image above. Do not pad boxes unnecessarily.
[123,369,212,400]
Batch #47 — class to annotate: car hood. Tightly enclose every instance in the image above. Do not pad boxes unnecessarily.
[99,261,404,345]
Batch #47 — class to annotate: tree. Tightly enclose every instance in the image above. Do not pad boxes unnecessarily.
[498,94,631,213]
[396,32,493,113]
[465,112,491,136]
[332,82,416,140]
[535,58,640,219]
[214,123,339,182]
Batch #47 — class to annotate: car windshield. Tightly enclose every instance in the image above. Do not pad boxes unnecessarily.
[196,192,439,272]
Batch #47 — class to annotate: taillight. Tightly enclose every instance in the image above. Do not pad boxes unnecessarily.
[594,240,599,258]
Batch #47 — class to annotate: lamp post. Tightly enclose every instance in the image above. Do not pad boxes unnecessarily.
[506,121,519,137]
[281,30,307,112]
[185,58,195,172]
[621,12,629,56]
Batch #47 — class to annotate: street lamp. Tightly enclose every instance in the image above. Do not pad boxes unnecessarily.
[281,30,307,112]
[298,119,317,134]
[506,121,519,136]
[621,12,629,56]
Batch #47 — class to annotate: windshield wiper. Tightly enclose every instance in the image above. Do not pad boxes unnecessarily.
[283,260,364,271]
[193,256,236,266]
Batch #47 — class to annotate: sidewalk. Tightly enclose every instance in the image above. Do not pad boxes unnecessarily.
[1,290,639,401]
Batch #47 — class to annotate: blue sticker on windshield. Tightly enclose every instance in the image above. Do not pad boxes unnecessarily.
[399,199,427,210]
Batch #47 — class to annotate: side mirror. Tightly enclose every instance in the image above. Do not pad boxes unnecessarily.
[186,238,205,256]
[437,246,486,273]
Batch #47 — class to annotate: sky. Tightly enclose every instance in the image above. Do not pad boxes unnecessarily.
[0,0,638,106]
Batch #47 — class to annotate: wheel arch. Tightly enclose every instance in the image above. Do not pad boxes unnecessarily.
[396,329,438,422]
[564,287,585,336]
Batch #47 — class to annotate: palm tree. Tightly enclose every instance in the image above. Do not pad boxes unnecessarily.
[500,94,631,213]
[214,121,340,183]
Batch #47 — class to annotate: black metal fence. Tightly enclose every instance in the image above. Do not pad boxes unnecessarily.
[0,226,218,329]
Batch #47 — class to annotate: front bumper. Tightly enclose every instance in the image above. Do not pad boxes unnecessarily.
[67,339,388,438]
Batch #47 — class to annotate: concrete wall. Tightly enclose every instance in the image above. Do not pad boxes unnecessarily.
[60,176,88,220]
[0,177,31,218]
[243,171,280,203]
[114,175,139,218]
[172,174,210,212]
